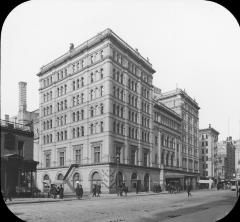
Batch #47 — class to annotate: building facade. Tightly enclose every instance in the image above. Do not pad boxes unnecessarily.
[234,140,240,178]
[34,29,202,194]
[153,100,183,190]
[1,119,38,197]
[199,124,219,180]
[157,89,200,189]
[216,137,235,180]
[35,29,158,194]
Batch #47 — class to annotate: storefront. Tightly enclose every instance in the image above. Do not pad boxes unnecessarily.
[1,154,38,197]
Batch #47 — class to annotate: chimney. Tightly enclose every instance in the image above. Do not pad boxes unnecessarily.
[209,124,211,128]
[69,43,74,52]
[19,82,27,112]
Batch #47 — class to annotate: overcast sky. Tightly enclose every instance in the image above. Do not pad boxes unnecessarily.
[1,0,240,141]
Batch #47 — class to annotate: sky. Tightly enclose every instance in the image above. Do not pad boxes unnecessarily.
[1,0,240,141]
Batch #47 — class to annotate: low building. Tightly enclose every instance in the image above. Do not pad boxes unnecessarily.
[1,119,38,197]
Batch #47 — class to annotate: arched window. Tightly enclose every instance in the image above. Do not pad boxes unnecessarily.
[57,173,63,180]
[43,174,49,181]
[131,173,137,180]
[92,172,102,185]
[73,173,80,188]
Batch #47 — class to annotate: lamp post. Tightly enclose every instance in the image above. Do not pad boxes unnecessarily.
[113,153,120,194]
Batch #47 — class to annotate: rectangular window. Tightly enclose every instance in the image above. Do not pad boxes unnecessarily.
[18,141,24,156]
[59,151,65,166]
[45,153,51,168]
[130,149,136,165]
[143,151,148,167]
[75,149,82,164]
[94,146,100,163]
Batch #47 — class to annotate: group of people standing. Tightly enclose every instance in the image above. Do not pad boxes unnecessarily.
[117,183,128,196]
[75,183,84,199]
[166,183,182,194]
[92,184,101,197]
[49,184,64,199]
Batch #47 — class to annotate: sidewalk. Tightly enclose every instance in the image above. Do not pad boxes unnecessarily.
[4,191,169,205]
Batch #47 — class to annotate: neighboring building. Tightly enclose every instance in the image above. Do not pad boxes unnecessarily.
[1,82,40,197]
[153,100,183,190]
[35,28,156,194]
[0,119,38,196]
[234,140,240,178]
[216,137,235,180]
[157,88,200,189]
[199,124,219,180]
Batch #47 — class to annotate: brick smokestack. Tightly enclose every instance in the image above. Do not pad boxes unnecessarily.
[19,82,27,112]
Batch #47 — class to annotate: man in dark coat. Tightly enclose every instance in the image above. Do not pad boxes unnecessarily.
[75,183,81,199]
[92,184,97,197]
[79,185,83,199]
[187,185,192,197]
[96,184,101,197]
[59,185,64,199]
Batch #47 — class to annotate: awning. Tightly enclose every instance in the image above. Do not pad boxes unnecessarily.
[165,173,185,179]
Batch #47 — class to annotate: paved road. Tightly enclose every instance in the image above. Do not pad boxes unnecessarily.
[6,190,238,222]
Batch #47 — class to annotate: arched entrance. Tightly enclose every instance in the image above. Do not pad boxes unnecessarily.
[144,174,150,192]
[115,171,123,187]
[131,173,138,191]
[72,172,81,189]
[42,174,50,192]
[91,171,102,191]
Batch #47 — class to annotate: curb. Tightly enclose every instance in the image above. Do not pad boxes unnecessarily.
[6,192,168,205]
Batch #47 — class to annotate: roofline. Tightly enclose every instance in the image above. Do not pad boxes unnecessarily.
[199,127,220,135]
[36,28,155,77]
[153,99,182,121]
[158,88,200,110]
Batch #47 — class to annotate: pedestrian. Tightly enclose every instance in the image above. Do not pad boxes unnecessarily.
[136,182,139,194]
[57,186,60,198]
[122,183,128,196]
[53,185,57,199]
[59,185,64,199]
[119,184,123,196]
[75,182,81,199]
[187,185,191,197]
[92,184,97,197]
[4,188,12,202]
[79,185,83,199]
[96,184,101,197]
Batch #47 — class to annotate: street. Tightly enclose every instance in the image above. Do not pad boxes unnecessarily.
[6,190,238,222]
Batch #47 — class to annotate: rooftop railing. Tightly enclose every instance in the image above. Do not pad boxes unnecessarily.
[0,119,31,132]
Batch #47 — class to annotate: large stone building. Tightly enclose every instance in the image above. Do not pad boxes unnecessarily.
[35,29,157,194]
[216,137,235,180]
[234,140,240,178]
[35,29,200,193]
[157,89,200,189]
[199,124,219,180]
[153,100,183,190]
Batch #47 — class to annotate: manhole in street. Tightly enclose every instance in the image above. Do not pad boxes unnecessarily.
[171,205,180,207]
[168,214,181,218]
